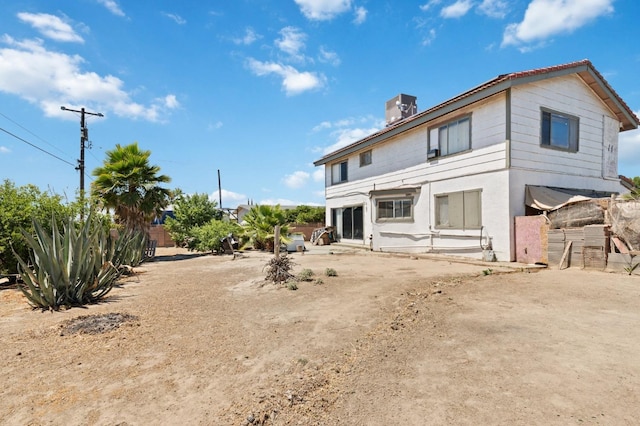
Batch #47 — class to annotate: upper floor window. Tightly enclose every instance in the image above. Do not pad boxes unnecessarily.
[359,150,372,167]
[430,115,471,157]
[377,198,413,221]
[435,189,481,229]
[331,161,348,184]
[541,108,579,152]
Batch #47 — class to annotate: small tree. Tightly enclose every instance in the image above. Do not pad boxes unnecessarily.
[164,192,222,249]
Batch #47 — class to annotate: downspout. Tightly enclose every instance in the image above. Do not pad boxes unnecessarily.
[506,87,516,262]
[428,180,433,248]
[505,87,512,169]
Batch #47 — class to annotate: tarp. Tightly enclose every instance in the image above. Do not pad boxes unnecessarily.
[525,186,591,211]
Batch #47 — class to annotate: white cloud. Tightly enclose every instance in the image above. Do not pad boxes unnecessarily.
[258,198,298,206]
[312,115,381,154]
[313,168,324,182]
[502,0,614,48]
[163,13,186,25]
[318,46,341,66]
[353,6,367,24]
[211,189,247,207]
[312,120,332,132]
[233,27,260,45]
[323,126,380,154]
[294,0,352,21]
[478,0,508,19]
[283,171,310,189]
[96,0,126,17]
[0,146,11,154]
[163,94,179,109]
[420,0,442,12]
[0,36,175,122]
[245,58,326,96]
[422,28,437,46]
[440,0,474,18]
[276,27,307,59]
[17,12,84,43]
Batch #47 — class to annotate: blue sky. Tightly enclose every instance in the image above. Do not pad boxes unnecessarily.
[0,0,638,208]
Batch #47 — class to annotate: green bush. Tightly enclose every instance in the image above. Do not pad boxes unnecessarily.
[0,180,77,275]
[192,220,241,254]
[284,205,325,224]
[13,213,135,310]
[164,192,221,248]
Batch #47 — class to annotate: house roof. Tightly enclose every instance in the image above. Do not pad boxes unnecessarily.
[314,59,640,166]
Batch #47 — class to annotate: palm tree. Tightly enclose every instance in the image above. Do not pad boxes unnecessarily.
[241,204,290,251]
[91,142,171,232]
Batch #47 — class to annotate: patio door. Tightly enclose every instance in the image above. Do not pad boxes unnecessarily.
[331,205,363,240]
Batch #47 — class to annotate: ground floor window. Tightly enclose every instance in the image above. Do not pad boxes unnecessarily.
[435,189,481,229]
[331,205,364,240]
[376,198,413,221]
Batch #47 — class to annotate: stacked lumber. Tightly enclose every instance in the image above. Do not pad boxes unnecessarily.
[548,230,566,265]
[582,225,609,270]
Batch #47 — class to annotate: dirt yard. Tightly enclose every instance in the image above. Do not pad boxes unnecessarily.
[1,246,639,425]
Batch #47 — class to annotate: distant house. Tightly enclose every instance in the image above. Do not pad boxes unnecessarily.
[313,60,639,261]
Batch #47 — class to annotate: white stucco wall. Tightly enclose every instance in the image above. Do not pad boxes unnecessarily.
[321,74,626,262]
[510,74,618,178]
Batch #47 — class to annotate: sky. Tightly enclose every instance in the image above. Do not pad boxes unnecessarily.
[0,0,639,208]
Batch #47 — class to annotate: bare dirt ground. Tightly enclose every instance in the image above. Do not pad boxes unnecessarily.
[1,246,639,425]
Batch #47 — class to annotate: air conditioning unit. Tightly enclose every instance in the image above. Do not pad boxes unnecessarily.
[427,148,439,159]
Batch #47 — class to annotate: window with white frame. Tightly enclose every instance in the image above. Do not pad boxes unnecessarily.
[359,150,372,167]
[541,108,579,152]
[430,115,471,157]
[331,161,348,184]
[435,189,481,229]
[377,198,413,221]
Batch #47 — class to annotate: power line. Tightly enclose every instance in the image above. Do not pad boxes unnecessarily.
[0,111,71,159]
[0,126,76,167]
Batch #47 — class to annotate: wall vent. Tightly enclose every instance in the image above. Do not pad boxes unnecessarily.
[385,94,417,126]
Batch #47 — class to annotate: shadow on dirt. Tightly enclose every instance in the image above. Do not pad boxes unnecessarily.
[151,252,209,262]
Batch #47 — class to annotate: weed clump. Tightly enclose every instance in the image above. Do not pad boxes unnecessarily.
[325,268,338,277]
[297,268,315,281]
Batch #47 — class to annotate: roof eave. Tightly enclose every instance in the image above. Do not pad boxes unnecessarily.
[314,60,639,167]
[314,80,513,166]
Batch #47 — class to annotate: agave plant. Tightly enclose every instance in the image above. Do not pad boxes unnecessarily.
[109,227,149,271]
[13,213,121,310]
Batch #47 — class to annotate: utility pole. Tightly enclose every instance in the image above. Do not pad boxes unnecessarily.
[61,106,104,218]
[217,169,223,208]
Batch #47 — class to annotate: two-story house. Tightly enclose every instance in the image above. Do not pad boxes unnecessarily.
[313,60,639,261]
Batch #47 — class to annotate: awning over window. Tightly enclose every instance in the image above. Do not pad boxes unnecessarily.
[525,185,591,211]
[369,186,421,197]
